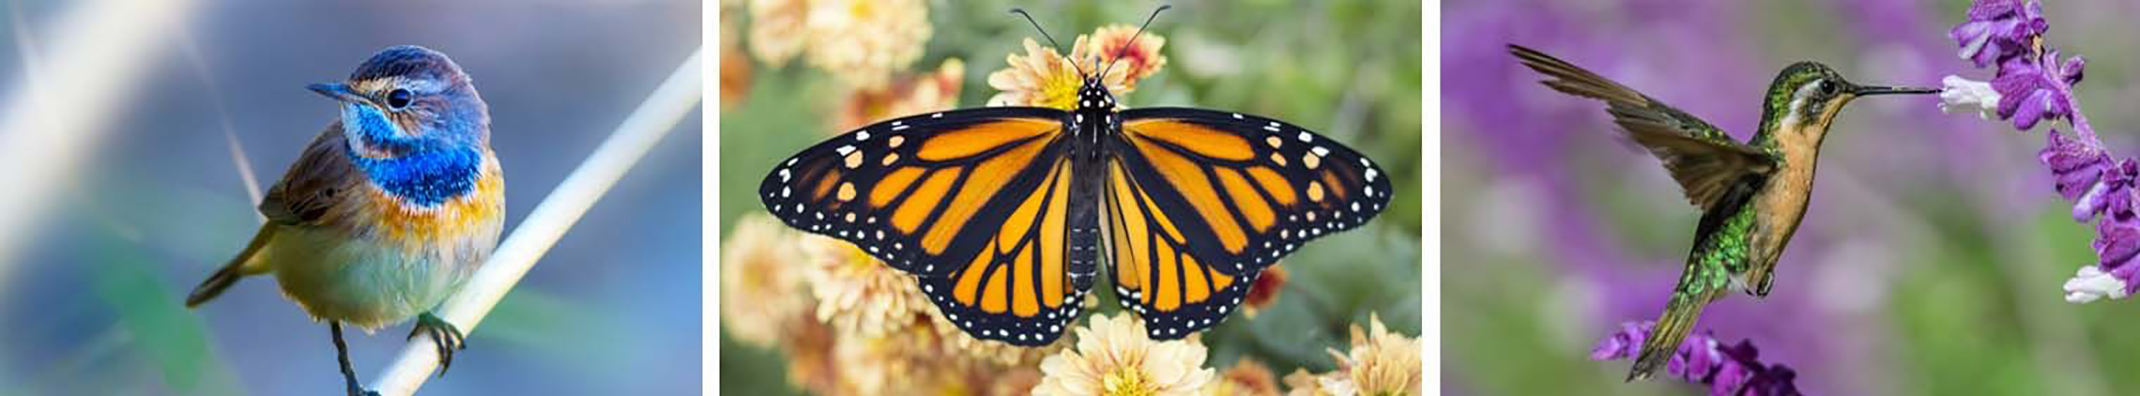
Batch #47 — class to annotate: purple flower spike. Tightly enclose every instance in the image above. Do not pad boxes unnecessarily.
[1990,52,2077,131]
[2040,130,2111,204]
[1950,0,2047,67]
[2099,160,2140,222]
[2060,55,2086,86]
[1589,321,1645,360]
[1591,321,1803,396]
[2092,221,2140,270]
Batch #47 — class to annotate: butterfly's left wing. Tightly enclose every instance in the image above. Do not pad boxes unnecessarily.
[759,107,1089,346]
[1099,107,1392,338]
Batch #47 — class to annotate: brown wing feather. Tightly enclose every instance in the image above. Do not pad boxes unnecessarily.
[1510,44,1775,211]
[260,123,361,225]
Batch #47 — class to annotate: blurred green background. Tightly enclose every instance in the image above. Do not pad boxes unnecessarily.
[0,1,701,395]
[718,0,1422,394]
[1446,0,2140,395]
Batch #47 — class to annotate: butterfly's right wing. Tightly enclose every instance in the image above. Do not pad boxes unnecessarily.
[760,107,1088,345]
[761,107,1067,276]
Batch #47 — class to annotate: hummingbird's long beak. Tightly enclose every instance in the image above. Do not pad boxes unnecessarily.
[307,83,368,103]
[1851,84,1940,96]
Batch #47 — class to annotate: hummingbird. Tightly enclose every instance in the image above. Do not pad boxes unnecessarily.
[1508,44,1936,381]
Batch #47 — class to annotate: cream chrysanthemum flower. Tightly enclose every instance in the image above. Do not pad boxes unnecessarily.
[1280,369,1348,396]
[1034,314,1216,396]
[1281,314,1420,396]
[987,24,1169,110]
[1340,314,1422,396]
[1315,313,1423,396]
[720,6,753,110]
[718,213,810,347]
[800,234,931,338]
[1205,359,1281,396]
[780,314,841,394]
[832,323,935,395]
[803,0,931,89]
[836,58,965,131]
[1073,24,1168,91]
[747,0,808,66]
[986,38,1130,110]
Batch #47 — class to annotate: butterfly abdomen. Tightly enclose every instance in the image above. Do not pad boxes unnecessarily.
[1068,159,1105,292]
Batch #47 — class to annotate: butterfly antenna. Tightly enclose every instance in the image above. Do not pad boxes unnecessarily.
[1099,4,1171,81]
[1010,8,1084,77]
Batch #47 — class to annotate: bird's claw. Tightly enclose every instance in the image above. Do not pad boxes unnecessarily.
[408,312,467,377]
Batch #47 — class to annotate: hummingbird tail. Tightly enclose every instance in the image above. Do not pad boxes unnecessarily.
[1627,290,1716,382]
[186,225,277,308]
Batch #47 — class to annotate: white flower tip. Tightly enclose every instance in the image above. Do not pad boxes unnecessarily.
[2063,265,2128,303]
[1939,75,2000,119]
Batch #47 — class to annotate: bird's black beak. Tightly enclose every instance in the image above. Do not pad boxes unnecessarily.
[1851,84,1940,96]
[307,83,367,103]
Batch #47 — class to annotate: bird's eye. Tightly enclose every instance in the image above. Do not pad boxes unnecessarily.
[1818,80,1838,95]
[385,89,413,110]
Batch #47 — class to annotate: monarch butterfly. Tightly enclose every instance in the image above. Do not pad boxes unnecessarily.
[758,5,1392,346]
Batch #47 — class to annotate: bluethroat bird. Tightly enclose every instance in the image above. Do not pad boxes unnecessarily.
[184,45,504,396]
[1510,45,1935,381]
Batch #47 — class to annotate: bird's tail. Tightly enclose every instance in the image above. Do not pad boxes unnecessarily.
[1627,289,1717,382]
[186,225,276,307]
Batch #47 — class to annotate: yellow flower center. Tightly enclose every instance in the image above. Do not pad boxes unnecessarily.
[1038,70,1082,110]
[1101,365,1156,396]
[848,0,874,19]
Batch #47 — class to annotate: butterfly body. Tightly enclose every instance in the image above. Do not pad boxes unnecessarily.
[762,65,1393,345]
[1509,44,1937,381]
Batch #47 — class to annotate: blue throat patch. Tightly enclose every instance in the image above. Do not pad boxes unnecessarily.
[351,146,482,207]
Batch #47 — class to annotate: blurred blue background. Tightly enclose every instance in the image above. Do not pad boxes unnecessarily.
[0,1,700,395]
[1446,0,2140,395]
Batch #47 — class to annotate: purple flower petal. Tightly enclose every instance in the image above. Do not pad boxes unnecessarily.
[2040,130,2110,203]
[1592,322,1800,395]
[1990,52,2077,131]
[2061,55,2087,85]
[1950,0,2047,67]
[2092,221,2140,270]
[1589,322,1647,360]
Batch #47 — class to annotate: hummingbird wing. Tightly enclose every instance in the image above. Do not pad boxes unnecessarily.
[1510,45,1776,212]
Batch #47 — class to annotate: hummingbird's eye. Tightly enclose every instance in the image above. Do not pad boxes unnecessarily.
[1818,80,1839,95]
[385,89,413,110]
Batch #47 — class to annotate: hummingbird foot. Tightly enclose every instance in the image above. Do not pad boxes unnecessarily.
[408,312,467,377]
[331,322,382,396]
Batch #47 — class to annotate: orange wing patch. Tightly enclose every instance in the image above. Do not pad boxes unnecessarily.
[762,107,1089,347]
[922,137,1049,254]
[946,159,1073,314]
[1104,156,1261,339]
[1125,120,1255,161]
[1130,134,1249,253]
[916,118,1058,160]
